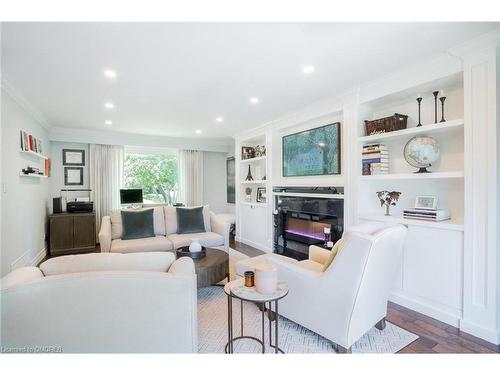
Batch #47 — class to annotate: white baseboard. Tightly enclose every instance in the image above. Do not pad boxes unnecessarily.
[389,290,462,328]
[31,247,47,266]
[459,320,500,345]
[240,238,272,253]
[10,253,29,271]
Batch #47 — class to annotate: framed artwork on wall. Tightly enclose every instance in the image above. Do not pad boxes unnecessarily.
[64,167,84,185]
[63,149,85,166]
[226,157,235,204]
[282,122,341,177]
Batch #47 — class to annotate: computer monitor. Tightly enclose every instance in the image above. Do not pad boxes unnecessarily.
[120,189,143,204]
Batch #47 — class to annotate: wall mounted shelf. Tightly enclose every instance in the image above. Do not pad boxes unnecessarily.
[19,173,48,178]
[358,119,464,143]
[20,150,49,160]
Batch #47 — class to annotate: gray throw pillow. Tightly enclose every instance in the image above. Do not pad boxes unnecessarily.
[176,206,206,234]
[121,209,155,240]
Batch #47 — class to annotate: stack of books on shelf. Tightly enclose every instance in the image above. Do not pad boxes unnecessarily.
[362,144,388,175]
[403,208,451,222]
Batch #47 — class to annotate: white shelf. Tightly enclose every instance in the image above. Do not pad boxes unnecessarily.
[20,150,49,160]
[240,156,266,164]
[358,119,464,143]
[20,173,48,178]
[241,180,266,184]
[240,201,267,208]
[359,214,464,232]
[359,171,464,180]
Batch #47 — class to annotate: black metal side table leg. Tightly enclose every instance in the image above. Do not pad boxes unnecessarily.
[269,300,284,353]
[228,294,232,353]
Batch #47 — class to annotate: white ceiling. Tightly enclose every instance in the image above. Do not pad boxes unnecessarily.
[2,23,498,141]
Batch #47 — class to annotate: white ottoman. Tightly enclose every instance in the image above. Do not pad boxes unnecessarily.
[235,253,298,278]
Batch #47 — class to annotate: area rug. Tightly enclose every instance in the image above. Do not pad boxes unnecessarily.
[197,249,418,354]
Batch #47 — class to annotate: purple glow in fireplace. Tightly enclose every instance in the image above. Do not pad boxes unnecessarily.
[285,229,324,241]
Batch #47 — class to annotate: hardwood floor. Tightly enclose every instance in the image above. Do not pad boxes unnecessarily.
[229,238,500,354]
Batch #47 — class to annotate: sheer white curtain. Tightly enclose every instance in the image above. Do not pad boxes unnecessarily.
[89,144,124,236]
[178,150,204,206]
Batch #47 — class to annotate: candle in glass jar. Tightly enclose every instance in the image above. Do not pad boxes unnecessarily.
[244,271,255,287]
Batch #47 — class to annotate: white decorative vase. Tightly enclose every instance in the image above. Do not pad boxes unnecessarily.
[189,239,202,253]
[255,263,278,294]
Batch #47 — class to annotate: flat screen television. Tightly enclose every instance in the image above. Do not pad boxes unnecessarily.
[120,189,143,204]
[282,122,341,177]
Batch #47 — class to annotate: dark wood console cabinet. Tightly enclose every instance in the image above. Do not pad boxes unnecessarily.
[49,212,96,256]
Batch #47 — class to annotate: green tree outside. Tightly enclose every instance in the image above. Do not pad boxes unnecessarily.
[124,154,178,204]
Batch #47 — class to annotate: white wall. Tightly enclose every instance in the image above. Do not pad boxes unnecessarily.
[1,91,50,276]
[203,151,233,214]
[49,141,90,212]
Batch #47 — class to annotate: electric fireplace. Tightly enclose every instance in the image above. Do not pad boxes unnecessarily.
[273,186,344,260]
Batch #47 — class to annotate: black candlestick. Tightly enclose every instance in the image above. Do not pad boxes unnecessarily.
[439,96,447,123]
[433,91,439,123]
[416,97,423,127]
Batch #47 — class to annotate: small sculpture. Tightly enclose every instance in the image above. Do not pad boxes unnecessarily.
[377,190,402,216]
[245,165,253,181]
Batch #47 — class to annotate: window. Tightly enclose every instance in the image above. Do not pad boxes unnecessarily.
[123,147,178,204]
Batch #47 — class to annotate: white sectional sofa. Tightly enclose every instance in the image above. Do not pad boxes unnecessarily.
[98,205,230,253]
[0,252,198,353]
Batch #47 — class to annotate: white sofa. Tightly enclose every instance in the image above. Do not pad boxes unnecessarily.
[99,205,230,253]
[0,252,198,353]
[235,222,407,353]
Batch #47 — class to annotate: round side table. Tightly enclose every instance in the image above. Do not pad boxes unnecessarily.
[224,278,288,354]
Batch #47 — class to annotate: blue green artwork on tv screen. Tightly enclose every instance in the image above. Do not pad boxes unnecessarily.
[282,123,341,177]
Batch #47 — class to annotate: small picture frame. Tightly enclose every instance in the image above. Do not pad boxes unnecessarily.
[63,149,85,166]
[256,187,267,203]
[414,195,438,210]
[241,146,255,160]
[64,167,84,186]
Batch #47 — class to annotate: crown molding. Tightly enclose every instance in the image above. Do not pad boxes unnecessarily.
[1,76,52,130]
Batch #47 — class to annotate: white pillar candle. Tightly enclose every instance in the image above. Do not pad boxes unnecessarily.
[255,263,278,294]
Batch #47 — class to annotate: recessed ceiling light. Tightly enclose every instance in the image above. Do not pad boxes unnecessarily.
[104,69,117,79]
[104,102,115,109]
[105,120,113,125]
[249,97,259,104]
[216,117,224,123]
[195,129,202,135]
[303,65,315,74]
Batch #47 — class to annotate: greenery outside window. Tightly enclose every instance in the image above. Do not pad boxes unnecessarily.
[124,147,178,204]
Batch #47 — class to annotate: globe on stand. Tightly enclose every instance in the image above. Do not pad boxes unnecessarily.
[403,136,440,173]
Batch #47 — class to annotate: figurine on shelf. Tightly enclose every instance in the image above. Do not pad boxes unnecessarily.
[245,165,253,181]
[377,190,402,216]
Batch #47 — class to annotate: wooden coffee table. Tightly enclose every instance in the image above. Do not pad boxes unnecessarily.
[178,248,229,288]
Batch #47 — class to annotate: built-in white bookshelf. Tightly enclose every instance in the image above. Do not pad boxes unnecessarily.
[355,72,465,227]
[235,131,272,252]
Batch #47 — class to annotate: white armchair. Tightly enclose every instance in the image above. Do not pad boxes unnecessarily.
[235,222,407,353]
